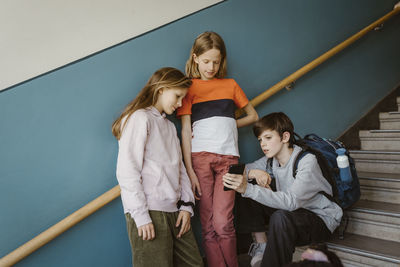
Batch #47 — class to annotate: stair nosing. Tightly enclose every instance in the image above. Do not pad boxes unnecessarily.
[351,200,400,218]
[361,185,399,193]
[354,158,400,163]
[327,234,400,264]
[359,176,400,183]
[351,207,400,218]
[350,150,400,155]
[357,171,400,180]
[368,129,400,133]
[327,244,400,264]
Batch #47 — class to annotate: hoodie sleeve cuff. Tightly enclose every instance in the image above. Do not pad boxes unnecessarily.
[131,211,152,228]
[179,205,194,216]
[242,183,256,198]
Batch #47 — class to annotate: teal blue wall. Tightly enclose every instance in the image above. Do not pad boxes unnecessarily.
[1,0,400,266]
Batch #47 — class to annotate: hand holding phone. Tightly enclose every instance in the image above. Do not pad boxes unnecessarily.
[224,163,245,191]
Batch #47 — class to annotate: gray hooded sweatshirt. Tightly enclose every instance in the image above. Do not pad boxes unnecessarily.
[243,145,343,232]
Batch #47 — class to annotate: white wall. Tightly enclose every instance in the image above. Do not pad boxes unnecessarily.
[0,0,222,90]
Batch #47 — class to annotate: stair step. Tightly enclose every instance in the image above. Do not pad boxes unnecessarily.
[346,200,400,242]
[360,185,400,204]
[379,112,400,130]
[358,171,400,190]
[397,96,400,112]
[350,150,400,160]
[353,159,400,174]
[328,234,400,266]
[359,130,400,151]
[294,234,400,266]
[350,151,400,173]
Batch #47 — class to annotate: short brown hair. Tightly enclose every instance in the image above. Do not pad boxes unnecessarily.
[253,112,295,148]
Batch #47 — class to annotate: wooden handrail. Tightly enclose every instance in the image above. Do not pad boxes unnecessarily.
[1,6,399,267]
[0,186,121,266]
[236,6,400,117]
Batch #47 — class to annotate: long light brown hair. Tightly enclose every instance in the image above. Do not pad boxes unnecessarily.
[112,67,192,140]
[185,31,227,79]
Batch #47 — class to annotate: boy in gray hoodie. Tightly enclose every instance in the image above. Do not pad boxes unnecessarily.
[223,112,342,267]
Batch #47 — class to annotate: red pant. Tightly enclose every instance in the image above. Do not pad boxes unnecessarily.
[192,152,238,267]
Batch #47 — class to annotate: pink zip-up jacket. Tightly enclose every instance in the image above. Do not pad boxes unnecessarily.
[116,107,195,227]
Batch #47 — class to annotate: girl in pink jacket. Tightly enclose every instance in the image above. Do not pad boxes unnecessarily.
[112,67,203,267]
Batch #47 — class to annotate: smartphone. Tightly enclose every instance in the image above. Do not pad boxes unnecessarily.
[224,163,245,191]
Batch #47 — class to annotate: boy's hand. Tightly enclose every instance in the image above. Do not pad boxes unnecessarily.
[138,223,155,240]
[176,210,191,238]
[223,173,247,194]
[188,170,202,200]
[248,169,271,188]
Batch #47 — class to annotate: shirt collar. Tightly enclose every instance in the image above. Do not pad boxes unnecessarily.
[147,106,166,118]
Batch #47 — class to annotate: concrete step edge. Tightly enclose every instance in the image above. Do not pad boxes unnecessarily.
[359,130,400,137]
[351,200,400,218]
[327,234,400,264]
[357,171,400,180]
[369,129,400,133]
[350,150,400,155]
[354,158,400,164]
[359,176,400,183]
[327,244,400,264]
[361,185,399,193]
[380,112,400,118]
[351,206,400,218]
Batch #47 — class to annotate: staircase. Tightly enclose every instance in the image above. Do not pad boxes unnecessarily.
[238,93,400,267]
[295,96,400,266]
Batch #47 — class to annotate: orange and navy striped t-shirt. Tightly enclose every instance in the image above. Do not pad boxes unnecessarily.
[177,78,249,156]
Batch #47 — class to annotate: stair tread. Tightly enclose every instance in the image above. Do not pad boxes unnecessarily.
[357,171,400,180]
[327,234,400,263]
[380,111,400,116]
[350,150,400,155]
[354,158,400,163]
[368,129,400,133]
[352,199,400,216]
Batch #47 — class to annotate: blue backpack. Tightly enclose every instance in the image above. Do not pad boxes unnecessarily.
[292,133,361,210]
[265,133,360,239]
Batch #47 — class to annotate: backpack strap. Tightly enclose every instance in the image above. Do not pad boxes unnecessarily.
[292,144,338,204]
[292,148,308,178]
[266,158,277,191]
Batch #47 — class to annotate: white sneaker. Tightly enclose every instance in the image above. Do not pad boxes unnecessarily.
[248,242,266,267]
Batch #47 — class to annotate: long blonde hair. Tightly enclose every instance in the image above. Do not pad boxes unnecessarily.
[112,67,192,140]
[185,31,227,79]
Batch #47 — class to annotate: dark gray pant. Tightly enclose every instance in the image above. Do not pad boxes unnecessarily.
[236,196,332,267]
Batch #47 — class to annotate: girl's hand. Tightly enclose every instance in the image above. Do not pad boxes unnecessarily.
[176,210,191,238]
[138,223,155,240]
[222,173,247,194]
[188,170,202,200]
[249,169,271,188]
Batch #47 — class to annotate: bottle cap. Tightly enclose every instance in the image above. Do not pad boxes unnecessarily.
[336,148,346,155]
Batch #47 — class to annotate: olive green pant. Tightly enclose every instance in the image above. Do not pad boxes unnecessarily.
[125,211,203,267]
